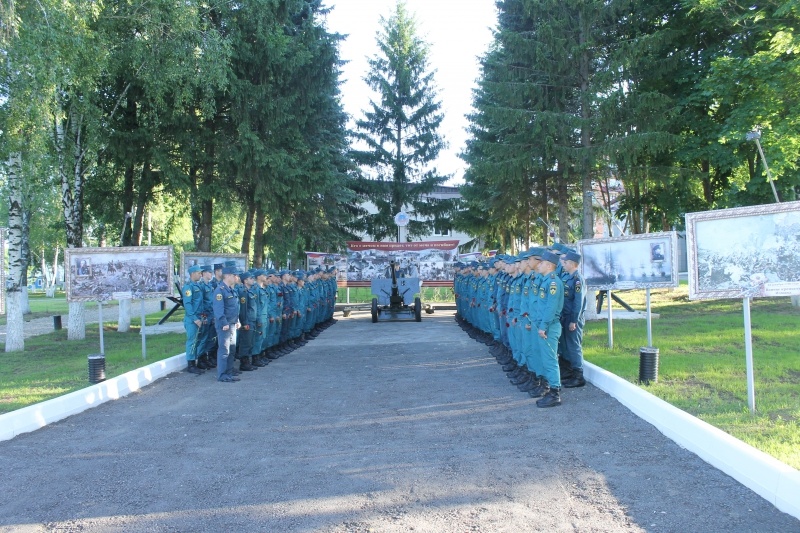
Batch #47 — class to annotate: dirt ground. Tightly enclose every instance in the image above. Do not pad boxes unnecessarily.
[1,310,798,532]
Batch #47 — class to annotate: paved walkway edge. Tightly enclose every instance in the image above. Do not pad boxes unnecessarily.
[0,353,187,443]
[584,361,800,519]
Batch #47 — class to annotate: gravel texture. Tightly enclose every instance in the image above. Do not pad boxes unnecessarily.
[0,310,797,532]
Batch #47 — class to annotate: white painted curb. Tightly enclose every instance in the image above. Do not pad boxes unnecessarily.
[0,353,187,442]
[584,361,800,520]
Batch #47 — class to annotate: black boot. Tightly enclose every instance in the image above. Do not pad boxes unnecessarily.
[536,387,561,408]
[529,380,550,398]
[501,361,517,372]
[252,355,268,367]
[187,360,204,375]
[240,356,256,371]
[562,368,586,388]
[510,370,530,385]
[520,375,541,392]
[266,348,280,360]
[196,355,210,370]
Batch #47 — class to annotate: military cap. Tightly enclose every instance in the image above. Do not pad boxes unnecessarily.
[213,263,223,271]
[222,266,237,275]
[563,251,582,263]
[295,271,306,280]
[541,250,560,265]
[240,271,254,281]
[224,260,237,267]
[527,246,545,258]
[200,264,213,273]
[550,242,569,253]
[188,265,202,274]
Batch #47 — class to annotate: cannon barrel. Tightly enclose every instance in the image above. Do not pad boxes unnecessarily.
[389,260,399,288]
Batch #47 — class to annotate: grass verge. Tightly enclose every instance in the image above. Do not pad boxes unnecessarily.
[0,312,185,415]
[584,285,800,469]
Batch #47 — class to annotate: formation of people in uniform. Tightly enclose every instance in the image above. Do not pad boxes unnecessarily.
[182,261,338,383]
[454,243,586,408]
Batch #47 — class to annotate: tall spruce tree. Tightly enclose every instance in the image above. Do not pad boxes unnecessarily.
[352,1,454,241]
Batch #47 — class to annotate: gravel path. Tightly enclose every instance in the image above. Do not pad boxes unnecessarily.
[0,310,797,532]
[0,300,168,339]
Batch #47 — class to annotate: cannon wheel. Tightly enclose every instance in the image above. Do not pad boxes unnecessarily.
[414,297,422,322]
[371,297,379,323]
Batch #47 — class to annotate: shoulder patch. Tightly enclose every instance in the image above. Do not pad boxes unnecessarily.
[575,280,582,293]
[216,294,223,301]
[184,290,192,297]
[550,283,557,295]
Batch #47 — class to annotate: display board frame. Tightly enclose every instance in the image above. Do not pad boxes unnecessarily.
[577,231,679,290]
[686,200,800,300]
[65,246,174,302]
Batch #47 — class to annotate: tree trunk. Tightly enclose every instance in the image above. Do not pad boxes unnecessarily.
[118,298,131,332]
[52,246,60,288]
[241,196,256,256]
[55,104,87,340]
[5,152,25,352]
[579,12,594,239]
[132,161,151,246]
[20,205,31,314]
[253,205,266,268]
[121,162,135,246]
[557,166,570,243]
[190,159,214,252]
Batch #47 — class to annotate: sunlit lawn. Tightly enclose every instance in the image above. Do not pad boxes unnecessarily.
[584,284,800,469]
[0,310,185,415]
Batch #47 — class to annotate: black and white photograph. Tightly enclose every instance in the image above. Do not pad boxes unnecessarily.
[65,246,174,302]
[686,200,800,300]
[179,252,248,283]
[578,232,679,290]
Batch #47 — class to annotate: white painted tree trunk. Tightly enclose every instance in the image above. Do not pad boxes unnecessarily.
[118,299,131,332]
[5,292,24,352]
[5,152,25,352]
[21,287,30,315]
[68,301,86,340]
[792,295,800,308]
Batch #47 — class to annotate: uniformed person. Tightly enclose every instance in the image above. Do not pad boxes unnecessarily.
[529,251,565,407]
[182,265,205,375]
[196,264,216,370]
[559,251,587,388]
[213,266,241,382]
[236,271,259,371]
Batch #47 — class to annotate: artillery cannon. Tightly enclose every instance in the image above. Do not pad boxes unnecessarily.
[370,260,421,322]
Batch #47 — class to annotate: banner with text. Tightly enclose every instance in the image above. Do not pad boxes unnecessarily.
[345,241,459,282]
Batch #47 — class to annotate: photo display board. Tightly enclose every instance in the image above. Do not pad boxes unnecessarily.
[180,252,248,283]
[305,252,348,282]
[345,240,460,282]
[578,231,679,290]
[65,246,173,302]
[686,200,800,300]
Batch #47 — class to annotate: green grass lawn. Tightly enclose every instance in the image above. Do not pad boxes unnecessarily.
[584,285,800,469]
[0,310,186,415]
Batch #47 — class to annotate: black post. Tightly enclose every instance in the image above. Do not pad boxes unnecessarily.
[53,316,62,330]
